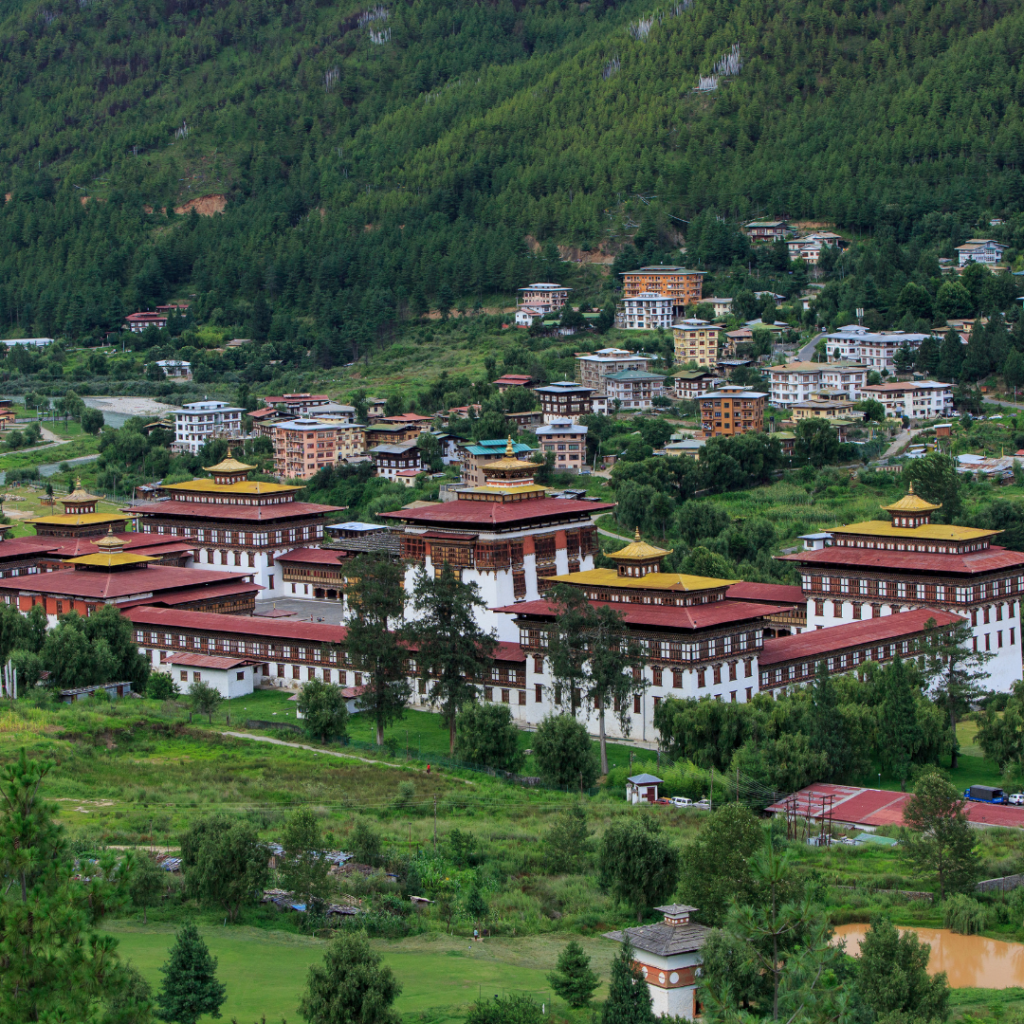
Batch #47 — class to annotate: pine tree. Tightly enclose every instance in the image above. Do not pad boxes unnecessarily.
[345,552,411,746]
[938,328,964,380]
[809,662,851,781]
[877,658,919,791]
[598,817,679,924]
[548,940,600,1008]
[156,921,226,1024]
[602,938,656,1024]
[406,563,496,755]
[300,929,402,1024]
[544,803,593,873]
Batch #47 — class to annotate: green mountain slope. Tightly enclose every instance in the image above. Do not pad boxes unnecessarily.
[0,0,1022,353]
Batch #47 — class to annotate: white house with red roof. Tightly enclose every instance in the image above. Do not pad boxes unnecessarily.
[164,652,262,698]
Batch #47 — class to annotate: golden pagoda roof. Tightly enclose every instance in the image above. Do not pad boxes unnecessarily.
[29,511,129,526]
[830,521,997,541]
[483,436,537,473]
[63,478,100,504]
[881,482,941,514]
[94,526,126,552]
[65,551,157,569]
[162,479,297,496]
[550,567,735,591]
[204,457,255,473]
[609,528,673,562]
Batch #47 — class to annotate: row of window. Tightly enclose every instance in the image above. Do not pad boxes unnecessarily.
[808,576,1020,602]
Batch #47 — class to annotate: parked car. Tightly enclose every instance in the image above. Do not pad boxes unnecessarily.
[671,796,692,808]
[653,797,673,806]
[693,798,711,810]
[1009,793,1024,806]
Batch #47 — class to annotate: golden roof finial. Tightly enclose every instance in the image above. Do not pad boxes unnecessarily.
[908,481,915,494]
[505,435,515,457]
[634,527,642,541]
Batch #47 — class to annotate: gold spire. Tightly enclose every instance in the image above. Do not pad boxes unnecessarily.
[94,525,126,552]
[882,482,941,514]
[610,531,673,562]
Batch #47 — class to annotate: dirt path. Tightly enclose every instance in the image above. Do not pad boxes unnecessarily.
[220,731,474,783]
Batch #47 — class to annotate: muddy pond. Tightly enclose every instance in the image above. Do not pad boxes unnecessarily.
[835,923,1024,989]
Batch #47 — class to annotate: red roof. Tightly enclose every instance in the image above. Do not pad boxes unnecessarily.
[47,534,194,559]
[493,375,534,386]
[125,606,348,643]
[0,566,254,601]
[380,413,433,423]
[494,641,526,663]
[778,545,1024,575]
[759,609,964,666]
[0,537,61,560]
[119,581,262,608]
[249,408,279,420]
[275,548,345,565]
[379,497,614,527]
[493,599,786,631]
[263,394,330,405]
[766,782,1024,829]
[725,582,804,605]
[164,652,257,669]
[130,500,344,521]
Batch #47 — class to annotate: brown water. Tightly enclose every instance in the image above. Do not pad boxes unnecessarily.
[835,923,1024,989]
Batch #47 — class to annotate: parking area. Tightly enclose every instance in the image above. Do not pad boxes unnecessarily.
[254,597,347,626]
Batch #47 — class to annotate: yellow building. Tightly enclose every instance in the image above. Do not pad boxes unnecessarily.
[673,319,721,367]
[789,397,861,421]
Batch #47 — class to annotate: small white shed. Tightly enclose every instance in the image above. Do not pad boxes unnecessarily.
[626,773,663,804]
[164,653,262,698]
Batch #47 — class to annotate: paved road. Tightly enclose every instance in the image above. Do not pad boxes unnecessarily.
[796,332,826,362]
[880,427,926,460]
[983,396,1024,413]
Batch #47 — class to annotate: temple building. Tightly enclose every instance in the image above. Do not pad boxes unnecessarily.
[486,531,788,735]
[128,457,344,595]
[778,484,1024,690]
[0,529,260,624]
[30,481,132,538]
[379,439,614,640]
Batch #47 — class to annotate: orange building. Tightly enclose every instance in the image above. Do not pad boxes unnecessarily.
[698,386,767,438]
[620,266,704,315]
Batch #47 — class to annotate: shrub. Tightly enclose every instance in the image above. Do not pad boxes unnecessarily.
[532,715,599,790]
[944,893,986,934]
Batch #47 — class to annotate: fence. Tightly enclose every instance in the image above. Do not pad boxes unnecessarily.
[976,873,1024,894]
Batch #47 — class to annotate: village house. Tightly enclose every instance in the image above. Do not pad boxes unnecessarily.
[704,296,734,318]
[786,231,845,264]
[362,422,424,447]
[669,370,723,402]
[788,395,862,421]
[534,381,598,423]
[603,369,666,410]
[154,360,192,380]
[744,220,791,242]
[535,419,588,473]
[491,374,536,392]
[370,442,423,482]
[164,652,262,699]
[619,267,704,316]
[262,393,333,417]
[777,485,1024,691]
[699,386,767,437]
[517,284,572,311]
[673,319,721,368]
[956,238,1008,266]
[514,307,545,327]
[768,362,868,408]
[124,311,169,332]
[618,292,674,330]
[172,401,244,455]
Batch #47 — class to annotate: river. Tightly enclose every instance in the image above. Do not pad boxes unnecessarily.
[1,395,181,430]
[835,922,1024,988]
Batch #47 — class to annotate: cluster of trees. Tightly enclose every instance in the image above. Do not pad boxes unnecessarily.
[657,637,988,795]
[2,0,1024,352]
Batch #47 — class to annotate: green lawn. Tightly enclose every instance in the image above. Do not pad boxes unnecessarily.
[105,924,616,1023]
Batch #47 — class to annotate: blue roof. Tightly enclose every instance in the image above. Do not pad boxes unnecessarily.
[465,442,534,456]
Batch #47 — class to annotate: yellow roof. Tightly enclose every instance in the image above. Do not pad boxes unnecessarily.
[550,567,737,591]
[830,521,999,541]
[465,484,547,496]
[882,483,941,514]
[204,457,255,473]
[162,479,297,496]
[64,551,157,568]
[483,436,537,473]
[94,525,125,551]
[610,528,673,561]
[63,478,101,504]
[30,511,129,526]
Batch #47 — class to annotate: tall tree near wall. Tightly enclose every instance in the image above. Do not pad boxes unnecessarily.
[346,552,411,746]
[407,563,496,755]
[547,584,648,776]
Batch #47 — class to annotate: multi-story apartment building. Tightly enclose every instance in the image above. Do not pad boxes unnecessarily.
[768,362,868,408]
[262,393,333,416]
[705,297,734,317]
[604,370,666,410]
[673,319,722,367]
[618,293,674,330]
[669,370,723,401]
[860,381,954,421]
[575,348,652,393]
[789,396,861,421]
[517,284,572,311]
[271,419,364,481]
[536,419,588,473]
[786,232,845,264]
[620,267,704,315]
[823,326,931,370]
[534,381,598,423]
[956,239,1008,266]
[699,386,767,437]
[371,442,423,481]
[172,401,244,455]
[778,486,1024,692]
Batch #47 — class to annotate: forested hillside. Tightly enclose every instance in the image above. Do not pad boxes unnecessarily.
[1,0,1023,357]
